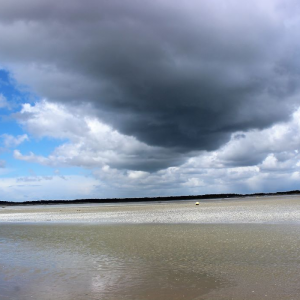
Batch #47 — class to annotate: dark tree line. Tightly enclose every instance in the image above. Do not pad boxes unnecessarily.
[1,190,300,206]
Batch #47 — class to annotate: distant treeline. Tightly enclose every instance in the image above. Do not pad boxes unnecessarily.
[1,190,300,206]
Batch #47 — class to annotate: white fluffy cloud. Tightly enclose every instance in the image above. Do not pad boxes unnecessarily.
[0,133,28,171]
[9,100,300,198]
[14,100,188,171]
[2,133,28,148]
[213,108,300,172]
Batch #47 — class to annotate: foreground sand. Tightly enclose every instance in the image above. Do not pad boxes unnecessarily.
[3,222,300,300]
[1,195,300,223]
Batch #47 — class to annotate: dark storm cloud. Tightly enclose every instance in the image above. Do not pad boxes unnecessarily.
[0,0,300,154]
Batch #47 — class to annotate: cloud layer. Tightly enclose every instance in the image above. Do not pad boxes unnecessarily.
[1,0,300,200]
[11,101,300,199]
[1,0,300,159]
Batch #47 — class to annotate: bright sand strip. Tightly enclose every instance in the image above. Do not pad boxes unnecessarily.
[1,195,300,223]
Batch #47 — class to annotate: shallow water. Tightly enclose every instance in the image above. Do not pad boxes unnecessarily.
[1,223,300,300]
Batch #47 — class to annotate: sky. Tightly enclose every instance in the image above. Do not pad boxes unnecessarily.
[1,0,300,201]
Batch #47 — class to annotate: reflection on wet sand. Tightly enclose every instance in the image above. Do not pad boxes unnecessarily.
[1,223,300,299]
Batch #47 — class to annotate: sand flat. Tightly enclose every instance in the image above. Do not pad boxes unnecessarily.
[1,195,300,224]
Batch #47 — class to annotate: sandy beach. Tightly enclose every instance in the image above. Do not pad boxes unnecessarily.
[1,195,300,224]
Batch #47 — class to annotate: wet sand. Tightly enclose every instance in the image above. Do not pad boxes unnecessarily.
[1,223,300,299]
[1,196,300,300]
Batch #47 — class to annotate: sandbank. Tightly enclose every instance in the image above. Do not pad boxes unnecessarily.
[1,195,300,224]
